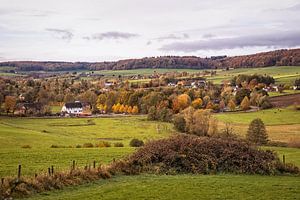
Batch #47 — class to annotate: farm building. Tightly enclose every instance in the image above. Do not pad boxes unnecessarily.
[61,101,92,116]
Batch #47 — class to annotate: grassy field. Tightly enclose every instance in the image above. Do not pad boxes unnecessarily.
[215,108,300,125]
[264,146,300,166]
[268,90,300,97]
[215,108,300,142]
[207,66,300,84]
[95,66,299,85]
[0,115,299,199]
[0,116,171,177]
[27,174,300,200]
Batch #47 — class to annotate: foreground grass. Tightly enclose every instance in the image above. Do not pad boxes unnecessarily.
[0,148,134,177]
[27,174,300,200]
[0,116,170,177]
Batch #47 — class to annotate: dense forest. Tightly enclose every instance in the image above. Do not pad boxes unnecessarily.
[0,48,300,72]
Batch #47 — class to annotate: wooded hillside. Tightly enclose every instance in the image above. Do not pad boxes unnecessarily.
[1,48,299,71]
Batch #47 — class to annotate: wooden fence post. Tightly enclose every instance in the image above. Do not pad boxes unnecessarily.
[51,165,54,175]
[1,178,4,185]
[93,161,96,169]
[48,167,51,176]
[72,160,76,170]
[283,155,286,166]
[18,165,21,179]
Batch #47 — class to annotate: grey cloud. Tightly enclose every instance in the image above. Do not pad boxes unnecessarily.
[46,28,74,41]
[160,31,300,52]
[285,3,300,11]
[202,33,216,39]
[84,31,139,40]
[154,33,189,42]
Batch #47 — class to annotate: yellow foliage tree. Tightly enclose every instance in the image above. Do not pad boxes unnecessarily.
[119,104,125,113]
[191,98,203,109]
[173,94,191,113]
[132,106,139,114]
[127,106,133,114]
[228,99,236,111]
[206,101,214,109]
[124,105,129,113]
[241,96,250,111]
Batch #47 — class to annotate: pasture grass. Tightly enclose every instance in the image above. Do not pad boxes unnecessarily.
[204,66,300,84]
[0,116,171,177]
[26,174,300,200]
[268,90,300,97]
[263,146,300,166]
[215,108,300,125]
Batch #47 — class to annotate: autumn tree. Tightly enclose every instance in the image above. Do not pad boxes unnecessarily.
[246,118,268,145]
[240,96,250,111]
[132,106,139,114]
[219,100,225,111]
[228,99,236,111]
[190,109,212,136]
[4,96,17,115]
[172,94,191,113]
[191,98,202,109]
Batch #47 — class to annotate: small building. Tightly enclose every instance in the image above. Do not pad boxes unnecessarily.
[61,101,92,116]
[16,102,44,115]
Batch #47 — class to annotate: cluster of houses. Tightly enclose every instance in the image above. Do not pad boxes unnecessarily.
[168,77,207,88]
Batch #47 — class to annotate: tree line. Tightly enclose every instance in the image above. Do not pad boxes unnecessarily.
[1,49,299,72]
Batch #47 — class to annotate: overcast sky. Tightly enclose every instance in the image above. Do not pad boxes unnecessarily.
[0,0,300,62]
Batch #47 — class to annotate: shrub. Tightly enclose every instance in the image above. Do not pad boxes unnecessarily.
[21,145,31,149]
[0,167,112,199]
[173,114,186,132]
[83,143,94,148]
[129,139,144,147]
[111,135,298,175]
[246,118,268,145]
[259,96,272,109]
[50,144,59,148]
[75,144,82,148]
[114,142,124,147]
[95,141,111,148]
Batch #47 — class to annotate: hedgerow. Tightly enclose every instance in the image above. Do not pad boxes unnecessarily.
[111,135,299,175]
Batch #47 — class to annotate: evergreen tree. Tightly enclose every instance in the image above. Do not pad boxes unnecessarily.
[246,118,268,145]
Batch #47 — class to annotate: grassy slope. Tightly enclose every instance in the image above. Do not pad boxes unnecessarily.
[27,174,300,200]
[215,108,300,142]
[207,66,300,84]
[0,116,171,177]
[215,108,300,125]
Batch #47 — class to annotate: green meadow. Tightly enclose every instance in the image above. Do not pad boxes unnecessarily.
[0,116,171,177]
[27,174,300,200]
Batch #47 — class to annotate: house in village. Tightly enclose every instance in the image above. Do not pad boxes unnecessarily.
[16,102,44,115]
[61,101,92,116]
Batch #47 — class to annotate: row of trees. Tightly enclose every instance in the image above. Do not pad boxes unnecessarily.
[172,106,268,145]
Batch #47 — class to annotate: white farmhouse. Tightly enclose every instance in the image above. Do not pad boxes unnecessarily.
[61,101,83,115]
